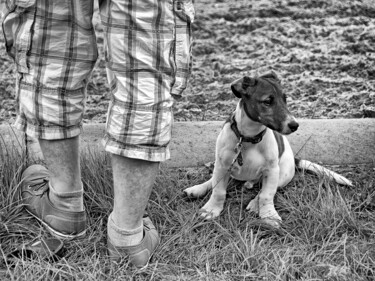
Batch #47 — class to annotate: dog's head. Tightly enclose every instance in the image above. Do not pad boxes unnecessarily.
[231,71,299,135]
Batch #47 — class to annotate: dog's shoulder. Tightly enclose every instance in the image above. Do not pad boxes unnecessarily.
[222,112,234,128]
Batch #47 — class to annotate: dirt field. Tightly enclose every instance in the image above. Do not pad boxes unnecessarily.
[1,2,375,279]
[1,0,375,124]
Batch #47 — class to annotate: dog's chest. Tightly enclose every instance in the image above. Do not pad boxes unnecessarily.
[230,147,265,181]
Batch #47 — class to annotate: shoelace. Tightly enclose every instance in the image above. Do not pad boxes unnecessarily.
[27,178,49,194]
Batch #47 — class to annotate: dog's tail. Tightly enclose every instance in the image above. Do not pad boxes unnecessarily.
[295,158,353,187]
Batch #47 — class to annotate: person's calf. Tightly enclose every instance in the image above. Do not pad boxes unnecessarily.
[38,136,83,211]
[111,155,159,230]
[39,136,82,193]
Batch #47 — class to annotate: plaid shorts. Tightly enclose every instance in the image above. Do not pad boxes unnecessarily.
[1,0,194,161]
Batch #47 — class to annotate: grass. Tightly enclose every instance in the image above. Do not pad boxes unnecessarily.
[0,140,374,280]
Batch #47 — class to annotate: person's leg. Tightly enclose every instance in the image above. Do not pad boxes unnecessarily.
[20,135,86,238]
[39,137,83,212]
[100,0,194,267]
[108,155,159,246]
[3,0,98,238]
[111,155,159,230]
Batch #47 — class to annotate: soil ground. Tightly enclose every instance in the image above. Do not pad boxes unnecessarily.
[0,2,374,279]
[1,0,375,124]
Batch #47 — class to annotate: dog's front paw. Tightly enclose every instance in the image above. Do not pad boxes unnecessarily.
[246,196,282,227]
[199,201,223,220]
[183,182,211,198]
[262,217,282,228]
[246,196,259,213]
[259,207,282,228]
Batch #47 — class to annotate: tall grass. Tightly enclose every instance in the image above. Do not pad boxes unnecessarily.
[0,139,374,280]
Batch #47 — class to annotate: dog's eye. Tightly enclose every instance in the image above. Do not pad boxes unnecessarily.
[263,97,273,106]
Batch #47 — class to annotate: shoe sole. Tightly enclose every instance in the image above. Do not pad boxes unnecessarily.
[25,208,86,241]
[136,242,158,271]
[110,251,154,271]
[137,254,155,271]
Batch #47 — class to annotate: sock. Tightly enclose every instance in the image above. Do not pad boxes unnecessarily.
[107,212,144,247]
[48,182,84,212]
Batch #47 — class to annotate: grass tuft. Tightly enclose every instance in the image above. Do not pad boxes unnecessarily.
[0,140,374,280]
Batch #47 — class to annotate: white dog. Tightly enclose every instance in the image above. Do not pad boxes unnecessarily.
[184,72,352,226]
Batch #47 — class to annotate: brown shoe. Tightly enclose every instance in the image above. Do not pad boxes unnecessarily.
[107,217,160,269]
[20,164,86,240]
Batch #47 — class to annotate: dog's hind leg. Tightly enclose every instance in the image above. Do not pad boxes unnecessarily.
[183,178,213,198]
[244,180,257,189]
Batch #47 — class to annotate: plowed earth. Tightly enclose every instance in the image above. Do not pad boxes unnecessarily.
[1,0,374,124]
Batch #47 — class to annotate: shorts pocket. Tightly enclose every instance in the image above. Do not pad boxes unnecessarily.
[1,0,36,73]
[171,0,195,98]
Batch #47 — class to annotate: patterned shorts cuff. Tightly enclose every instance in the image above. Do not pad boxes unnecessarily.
[103,137,170,162]
[14,117,82,140]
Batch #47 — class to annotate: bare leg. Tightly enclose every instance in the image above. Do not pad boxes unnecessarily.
[111,154,159,230]
[39,136,82,192]
[39,136,83,211]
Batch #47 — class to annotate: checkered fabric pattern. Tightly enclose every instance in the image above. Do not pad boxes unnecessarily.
[1,0,194,161]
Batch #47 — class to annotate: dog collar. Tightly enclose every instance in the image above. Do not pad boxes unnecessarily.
[230,114,267,144]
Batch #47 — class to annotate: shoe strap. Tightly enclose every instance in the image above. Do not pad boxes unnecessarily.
[28,178,49,195]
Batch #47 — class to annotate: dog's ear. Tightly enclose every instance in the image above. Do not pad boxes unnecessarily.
[260,70,281,83]
[231,76,257,98]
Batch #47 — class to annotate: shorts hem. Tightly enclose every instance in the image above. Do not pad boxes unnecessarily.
[14,117,82,140]
[103,137,170,162]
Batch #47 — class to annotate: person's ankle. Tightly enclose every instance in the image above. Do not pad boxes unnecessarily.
[107,212,143,247]
[48,182,84,212]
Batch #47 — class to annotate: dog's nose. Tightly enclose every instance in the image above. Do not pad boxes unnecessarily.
[288,121,299,132]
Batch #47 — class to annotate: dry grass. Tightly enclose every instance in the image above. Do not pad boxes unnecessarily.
[0,140,374,280]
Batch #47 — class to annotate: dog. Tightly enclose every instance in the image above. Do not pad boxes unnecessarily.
[183,71,353,227]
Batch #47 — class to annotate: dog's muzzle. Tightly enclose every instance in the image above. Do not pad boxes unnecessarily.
[287,120,299,132]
